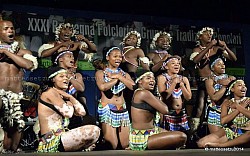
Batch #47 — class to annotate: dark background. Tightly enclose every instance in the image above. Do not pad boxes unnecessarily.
[1,0,250,25]
[1,0,250,114]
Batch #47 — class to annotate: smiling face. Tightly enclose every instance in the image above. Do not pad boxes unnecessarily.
[212,59,225,75]
[138,73,155,91]
[156,34,171,50]
[0,21,15,44]
[164,58,181,74]
[106,49,122,69]
[231,80,247,98]
[53,72,69,90]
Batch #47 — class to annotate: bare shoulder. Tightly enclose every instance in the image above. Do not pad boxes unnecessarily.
[95,70,104,80]
[47,41,56,44]
[205,77,214,85]
[192,47,201,52]
[135,89,152,98]
[17,48,32,56]
[75,72,82,78]
[95,70,103,76]
[182,76,189,82]
[134,47,144,53]
[43,88,54,95]
[147,51,156,59]
[157,74,165,81]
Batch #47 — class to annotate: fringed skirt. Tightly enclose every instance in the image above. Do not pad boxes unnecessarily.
[207,103,222,127]
[163,109,190,131]
[129,126,160,151]
[97,102,130,128]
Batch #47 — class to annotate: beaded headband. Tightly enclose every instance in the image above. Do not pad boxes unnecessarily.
[106,47,121,57]
[135,71,154,84]
[48,69,67,79]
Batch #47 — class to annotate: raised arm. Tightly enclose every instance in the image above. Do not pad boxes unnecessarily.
[39,41,74,58]
[181,76,192,101]
[234,98,250,118]
[221,100,240,125]
[69,72,85,92]
[0,48,36,70]
[205,78,227,102]
[138,90,169,115]
[51,88,86,117]
[150,54,171,73]
[95,70,118,91]
[219,40,237,61]
[191,40,216,63]
[157,74,169,98]
[137,48,150,70]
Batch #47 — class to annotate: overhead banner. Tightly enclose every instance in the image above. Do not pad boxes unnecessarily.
[1,10,245,75]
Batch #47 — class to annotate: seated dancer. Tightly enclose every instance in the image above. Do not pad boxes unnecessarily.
[51,50,94,128]
[157,56,192,133]
[197,79,250,148]
[38,22,97,64]
[0,20,38,153]
[120,30,150,118]
[129,70,187,151]
[205,56,235,134]
[37,66,100,152]
[95,46,135,149]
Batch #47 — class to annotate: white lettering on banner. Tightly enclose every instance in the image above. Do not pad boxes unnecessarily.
[218,33,241,45]
[141,27,159,39]
[28,18,49,32]
[176,29,242,45]
[74,24,95,36]
[176,29,196,42]
[97,24,102,36]
[52,20,59,32]
[101,25,133,37]
[25,17,242,45]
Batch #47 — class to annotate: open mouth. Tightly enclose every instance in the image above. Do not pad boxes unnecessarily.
[70,61,74,66]
[163,44,169,48]
[64,34,70,39]
[149,82,155,87]
[8,34,14,39]
[63,80,69,86]
[115,61,121,65]
[240,90,246,94]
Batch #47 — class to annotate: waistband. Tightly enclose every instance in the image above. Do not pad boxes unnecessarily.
[40,128,64,143]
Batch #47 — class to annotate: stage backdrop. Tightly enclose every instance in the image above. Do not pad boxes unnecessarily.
[1,7,246,115]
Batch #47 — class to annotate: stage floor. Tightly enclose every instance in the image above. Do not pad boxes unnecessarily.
[8,148,250,156]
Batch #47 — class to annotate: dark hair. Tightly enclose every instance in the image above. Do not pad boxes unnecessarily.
[208,55,224,70]
[102,46,121,59]
[92,59,105,70]
[51,50,76,66]
[163,55,181,64]
[41,66,66,92]
[92,46,120,70]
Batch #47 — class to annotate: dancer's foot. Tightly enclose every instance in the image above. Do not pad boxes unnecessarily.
[205,142,220,148]
[83,144,96,152]
[125,147,131,150]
